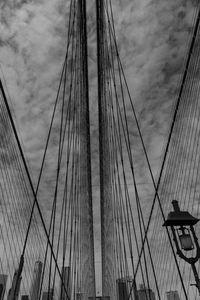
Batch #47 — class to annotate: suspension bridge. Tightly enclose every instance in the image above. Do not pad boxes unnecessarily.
[0,0,200,299]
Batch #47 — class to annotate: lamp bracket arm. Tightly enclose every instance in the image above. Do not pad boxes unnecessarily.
[176,247,200,264]
[190,226,200,262]
[176,248,193,263]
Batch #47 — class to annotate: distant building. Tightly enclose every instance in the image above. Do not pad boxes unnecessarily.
[0,274,7,300]
[7,270,22,300]
[137,284,156,300]
[76,292,82,300]
[60,266,71,300]
[30,260,43,300]
[116,278,129,300]
[42,288,54,300]
[116,277,138,300]
[166,291,180,300]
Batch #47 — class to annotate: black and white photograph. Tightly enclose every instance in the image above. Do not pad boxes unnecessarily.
[0,0,199,299]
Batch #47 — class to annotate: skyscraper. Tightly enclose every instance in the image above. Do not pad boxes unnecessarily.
[0,274,7,300]
[116,278,129,300]
[166,291,180,300]
[30,260,43,300]
[7,270,22,300]
[137,284,156,300]
[59,266,71,300]
[42,288,54,300]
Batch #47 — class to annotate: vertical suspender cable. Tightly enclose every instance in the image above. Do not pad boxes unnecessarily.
[0,80,71,300]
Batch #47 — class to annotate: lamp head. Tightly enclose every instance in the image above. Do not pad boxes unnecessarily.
[163,200,199,227]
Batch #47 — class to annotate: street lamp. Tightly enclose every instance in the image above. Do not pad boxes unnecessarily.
[163,200,200,294]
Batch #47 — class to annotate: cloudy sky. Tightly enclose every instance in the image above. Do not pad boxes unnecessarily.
[0,0,198,297]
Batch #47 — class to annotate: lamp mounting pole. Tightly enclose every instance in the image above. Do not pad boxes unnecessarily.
[191,263,200,295]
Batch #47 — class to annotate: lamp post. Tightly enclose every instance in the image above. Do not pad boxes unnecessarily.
[163,200,200,294]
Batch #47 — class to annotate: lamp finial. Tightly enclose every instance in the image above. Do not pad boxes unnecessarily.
[172,200,180,212]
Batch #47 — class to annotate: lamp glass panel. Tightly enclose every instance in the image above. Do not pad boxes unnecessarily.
[179,233,194,251]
